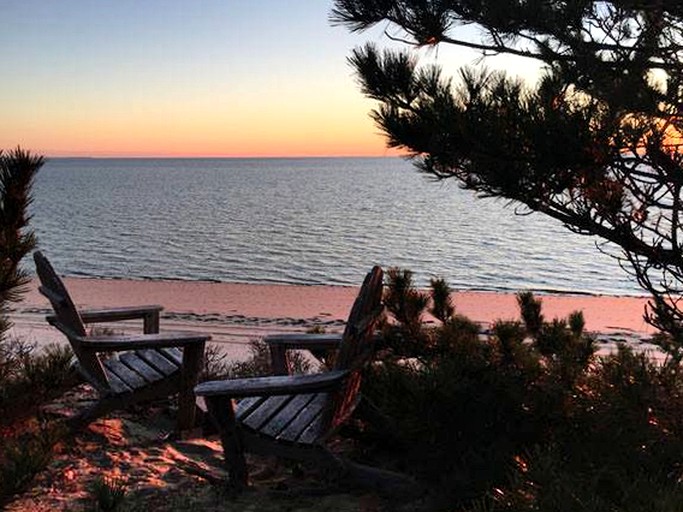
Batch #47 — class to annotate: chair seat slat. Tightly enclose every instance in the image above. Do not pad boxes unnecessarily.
[276,393,328,443]
[236,396,266,420]
[104,357,148,390]
[297,413,324,444]
[241,395,292,431]
[119,352,165,383]
[159,347,183,367]
[105,370,134,395]
[136,349,180,376]
[259,393,317,438]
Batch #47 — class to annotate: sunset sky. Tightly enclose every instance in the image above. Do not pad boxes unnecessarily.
[1,1,542,158]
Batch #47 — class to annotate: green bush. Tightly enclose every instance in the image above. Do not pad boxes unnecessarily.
[0,337,33,386]
[361,269,681,510]
[0,343,75,503]
[364,317,548,504]
[0,342,76,422]
[0,417,63,502]
[473,347,683,511]
[20,344,75,395]
[202,339,312,381]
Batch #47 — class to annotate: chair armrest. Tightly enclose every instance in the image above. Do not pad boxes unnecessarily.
[263,333,343,350]
[195,370,348,398]
[76,331,210,351]
[48,305,164,334]
[76,305,164,323]
[265,333,343,375]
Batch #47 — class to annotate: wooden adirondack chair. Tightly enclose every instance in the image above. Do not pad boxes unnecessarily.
[33,251,210,434]
[195,266,384,489]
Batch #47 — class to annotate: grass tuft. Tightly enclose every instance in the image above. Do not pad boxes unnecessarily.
[0,417,63,501]
[89,475,129,512]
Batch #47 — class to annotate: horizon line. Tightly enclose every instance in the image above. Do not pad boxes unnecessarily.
[44,154,407,160]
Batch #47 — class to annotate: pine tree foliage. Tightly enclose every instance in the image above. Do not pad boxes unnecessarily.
[384,267,429,330]
[332,1,683,347]
[0,148,43,340]
[429,276,455,322]
[517,291,544,337]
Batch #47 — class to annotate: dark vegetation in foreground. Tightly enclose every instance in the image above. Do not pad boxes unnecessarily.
[0,147,66,502]
[357,269,683,511]
[3,269,683,511]
[0,341,76,502]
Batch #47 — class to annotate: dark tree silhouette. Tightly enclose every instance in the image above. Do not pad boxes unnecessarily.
[0,148,43,341]
[332,1,683,352]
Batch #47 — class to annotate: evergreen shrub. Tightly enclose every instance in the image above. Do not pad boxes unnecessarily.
[362,269,682,510]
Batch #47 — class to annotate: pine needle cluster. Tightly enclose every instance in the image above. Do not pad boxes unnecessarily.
[0,148,43,341]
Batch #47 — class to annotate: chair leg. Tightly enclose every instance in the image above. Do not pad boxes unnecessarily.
[206,396,248,489]
[178,342,205,433]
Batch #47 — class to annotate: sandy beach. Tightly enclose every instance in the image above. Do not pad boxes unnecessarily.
[9,276,656,361]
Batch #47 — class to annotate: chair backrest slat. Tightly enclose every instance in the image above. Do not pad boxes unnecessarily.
[33,251,108,387]
[324,266,384,433]
[38,285,67,308]
[34,251,86,336]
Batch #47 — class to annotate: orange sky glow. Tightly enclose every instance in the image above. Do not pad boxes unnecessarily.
[16,107,398,158]
[1,3,413,158]
[1,2,541,159]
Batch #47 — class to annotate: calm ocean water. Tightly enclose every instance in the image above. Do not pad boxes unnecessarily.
[29,157,642,296]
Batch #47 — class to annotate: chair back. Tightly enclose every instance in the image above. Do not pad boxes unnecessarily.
[33,251,108,386]
[325,265,384,432]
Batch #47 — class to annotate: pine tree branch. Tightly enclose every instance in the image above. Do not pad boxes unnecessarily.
[0,147,43,339]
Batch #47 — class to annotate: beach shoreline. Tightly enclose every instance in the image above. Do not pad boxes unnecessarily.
[9,276,657,360]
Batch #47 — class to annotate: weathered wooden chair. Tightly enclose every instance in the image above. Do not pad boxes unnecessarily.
[195,266,385,489]
[33,251,210,434]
